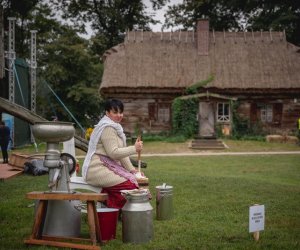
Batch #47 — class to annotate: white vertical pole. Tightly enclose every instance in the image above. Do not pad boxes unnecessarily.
[63,138,77,177]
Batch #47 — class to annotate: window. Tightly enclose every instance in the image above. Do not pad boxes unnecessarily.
[158,104,170,123]
[251,103,282,124]
[148,102,171,123]
[260,104,273,123]
[217,102,230,122]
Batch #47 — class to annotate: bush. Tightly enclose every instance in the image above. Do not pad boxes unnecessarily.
[172,98,198,138]
[230,101,266,141]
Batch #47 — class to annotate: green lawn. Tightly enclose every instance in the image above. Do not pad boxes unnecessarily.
[0,153,299,249]
[8,138,300,157]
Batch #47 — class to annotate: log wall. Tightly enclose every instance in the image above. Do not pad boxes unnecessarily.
[117,97,299,136]
[120,98,172,135]
[236,99,300,134]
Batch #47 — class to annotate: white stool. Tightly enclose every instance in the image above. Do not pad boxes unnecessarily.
[70,176,103,212]
[70,176,102,193]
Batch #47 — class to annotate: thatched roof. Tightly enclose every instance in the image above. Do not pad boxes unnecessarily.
[100,29,300,96]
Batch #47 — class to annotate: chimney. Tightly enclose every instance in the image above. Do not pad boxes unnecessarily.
[196,19,209,55]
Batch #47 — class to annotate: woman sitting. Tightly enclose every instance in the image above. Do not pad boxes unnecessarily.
[82,99,144,209]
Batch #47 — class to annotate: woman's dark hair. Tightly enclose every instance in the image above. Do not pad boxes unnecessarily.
[104,99,124,113]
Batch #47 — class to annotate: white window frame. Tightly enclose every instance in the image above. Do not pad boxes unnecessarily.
[157,105,170,123]
[217,102,230,122]
[261,104,273,123]
[149,102,171,123]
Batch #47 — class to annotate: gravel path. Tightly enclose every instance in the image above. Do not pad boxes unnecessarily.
[141,151,300,157]
[75,151,300,159]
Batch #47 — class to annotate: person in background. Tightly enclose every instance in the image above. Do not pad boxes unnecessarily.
[0,121,11,163]
[82,99,145,209]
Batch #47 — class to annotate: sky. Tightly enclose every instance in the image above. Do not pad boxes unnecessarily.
[81,0,183,37]
[47,0,184,38]
[145,0,183,32]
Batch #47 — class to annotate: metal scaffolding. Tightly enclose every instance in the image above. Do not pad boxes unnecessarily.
[30,30,37,114]
[30,30,37,144]
[0,8,4,79]
[7,17,16,103]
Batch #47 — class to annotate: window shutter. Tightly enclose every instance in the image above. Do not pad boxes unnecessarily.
[148,103,157,121]
[250,103,258,122]
[273,103,283,124]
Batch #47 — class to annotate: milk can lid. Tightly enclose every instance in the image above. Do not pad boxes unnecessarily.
[156,183,173,190]
[121,189,149,197]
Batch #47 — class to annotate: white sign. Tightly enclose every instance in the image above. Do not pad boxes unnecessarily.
[249,205,265,233]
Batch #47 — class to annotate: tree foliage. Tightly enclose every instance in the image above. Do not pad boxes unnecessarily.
[1,0,104,128]
[164,0,300,45]
[37,28,104,128]
[1,0,40,57]
[49,0,168,54]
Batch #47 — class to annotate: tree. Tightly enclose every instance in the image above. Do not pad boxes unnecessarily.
[49,0,168,54]
[244,0,300,46]
[164,0,243,31]
[1,0,104,128]
[1,0,39,57]
[38,27,104,128]
[164,0,300,46]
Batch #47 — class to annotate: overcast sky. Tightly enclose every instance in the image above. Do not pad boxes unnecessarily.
[145,0,183,31]
[80,0,183,38]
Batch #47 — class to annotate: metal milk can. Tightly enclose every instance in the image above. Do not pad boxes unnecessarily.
[122,190,153,244]
[156,183,173,220]
[42,200,81,237]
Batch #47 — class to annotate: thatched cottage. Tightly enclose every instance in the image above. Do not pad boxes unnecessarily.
[100,19,300,137]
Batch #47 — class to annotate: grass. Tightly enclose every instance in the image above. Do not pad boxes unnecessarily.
[142,139,300,154]
[0,146,300,249]
[10,138,300,157]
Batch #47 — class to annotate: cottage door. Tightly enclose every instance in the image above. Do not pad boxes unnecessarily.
[198,102,215,137]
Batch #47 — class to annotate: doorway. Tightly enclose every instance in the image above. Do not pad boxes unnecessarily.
[198,102,215,137]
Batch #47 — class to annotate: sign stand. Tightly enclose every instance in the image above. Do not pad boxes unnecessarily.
[253,231,260,241]
[249,204,265,241]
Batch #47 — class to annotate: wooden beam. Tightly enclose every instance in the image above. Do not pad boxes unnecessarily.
[24,239,100,250]
[0,97,89,152]
[179,92,237,101]
[26,191,108,202]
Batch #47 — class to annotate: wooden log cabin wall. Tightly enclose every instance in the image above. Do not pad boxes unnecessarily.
[236,99,300,134]
[107,97,174,135]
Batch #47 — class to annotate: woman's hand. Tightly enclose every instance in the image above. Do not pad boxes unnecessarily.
[134,138,143,152]
[130,169,145,177]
